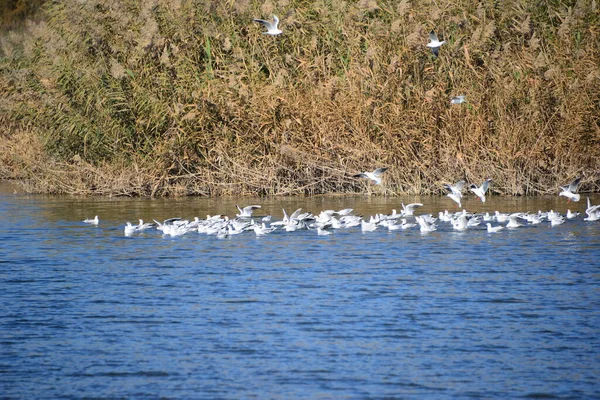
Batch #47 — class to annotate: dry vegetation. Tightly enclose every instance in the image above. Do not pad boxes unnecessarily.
[1,0,599,196]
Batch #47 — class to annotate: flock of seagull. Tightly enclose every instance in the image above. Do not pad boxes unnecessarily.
[80,19,596,239]
[81,186,599,238]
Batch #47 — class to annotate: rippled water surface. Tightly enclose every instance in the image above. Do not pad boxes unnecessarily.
[1,184,599,399]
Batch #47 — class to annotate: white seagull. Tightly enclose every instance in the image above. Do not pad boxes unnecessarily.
[486,223,504,233]
[559,177,581,202]
[584,197,600,221]
[450,96,466,105]
[401,202,423,216]
[353,167,389,185]
[470,178,492,202]
[253,15,282,36]
[427,31,446,57]
[236,204,262,218]
[83,215,99,225]
[444,180,466,207]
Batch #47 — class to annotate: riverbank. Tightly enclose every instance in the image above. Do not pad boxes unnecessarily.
[1,0,599,196]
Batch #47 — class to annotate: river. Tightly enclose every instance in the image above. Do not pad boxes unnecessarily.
[1,182,599,399]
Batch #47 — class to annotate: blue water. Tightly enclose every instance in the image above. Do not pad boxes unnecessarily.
[1,189,599,399]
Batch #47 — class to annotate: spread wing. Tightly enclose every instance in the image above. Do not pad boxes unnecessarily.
[372,167,388,177]
[568,177,581,192]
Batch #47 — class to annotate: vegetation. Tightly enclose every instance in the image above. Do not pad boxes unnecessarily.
[1,0,599,196]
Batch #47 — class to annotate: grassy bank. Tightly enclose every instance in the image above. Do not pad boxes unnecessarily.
[1,0,599,196]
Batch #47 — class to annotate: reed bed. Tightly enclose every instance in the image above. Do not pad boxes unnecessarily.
[1,0,599,196]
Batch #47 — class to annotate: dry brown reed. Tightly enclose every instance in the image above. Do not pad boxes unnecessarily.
[1,0,599,196]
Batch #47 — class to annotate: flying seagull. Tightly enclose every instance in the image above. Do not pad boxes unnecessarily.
[443,180,466,207]
[353,168,389,185]
[559,176,581,202]
[470,178,492,202]
[427,31,446,57]
[450,95,466,105]
[253,15,282,36]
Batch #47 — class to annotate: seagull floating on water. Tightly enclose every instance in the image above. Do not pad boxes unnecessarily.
[353,168,389,185]
[83,216,99,225]
[253,15,282,36]
[559,177,581,202]
[470,178,492,202]
[486,223,504,233]
[450,96,466,105]
[427,31,445,57]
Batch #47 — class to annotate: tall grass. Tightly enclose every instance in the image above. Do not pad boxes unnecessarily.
[1,0,599,196]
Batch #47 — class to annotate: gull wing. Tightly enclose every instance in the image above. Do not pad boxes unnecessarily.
[429,31,439,42]
[481,178,492,193]
[253,19,273,29]
[568,177,581,192]
[243,205,261,213]
[372,167,389,177]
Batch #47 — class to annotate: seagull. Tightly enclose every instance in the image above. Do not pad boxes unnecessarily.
[450,96,466,105]
[470,178,492,202]
[427,31,446,57]
[124,222,137,236]
[559,177,581,202]
[506,213,524,228]
[566,210,579,219]
[360,219,378,232]
[236,204,261,218]
[253,15,282,36]
[317,228,332,236]
[353,168,389,185]
[415,215,437,233]
[584,197,600,221]
[486,223,504,233]
[83,215,99,225]
[401,203,423,216]
[444,180,466,207]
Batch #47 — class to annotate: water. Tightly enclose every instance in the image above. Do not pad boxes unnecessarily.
[1,183,599,399]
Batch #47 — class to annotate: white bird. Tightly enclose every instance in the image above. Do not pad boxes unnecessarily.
[470,178,492,202]
[444,180,466,207]
[353,167,389,185]
[559,177,581,202]
[494,211,510,223]
[137,219,156,231]
[486,223,504,233]
[451,213,469,231]
[253,223,276,236]
[400,219,416,229]
[124,222,137,236]
[584,197,600,221]
[427,31,446,57]
[401,202,423,216]
[83,215,99,225]
[253,15,282,36]
[236,204,261,218]
[317,228,332,236]
[360,219,378,232]
[450,95,466,105]
[506,213,524,228]
[415,215,437,233]
[566,210,579,219]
